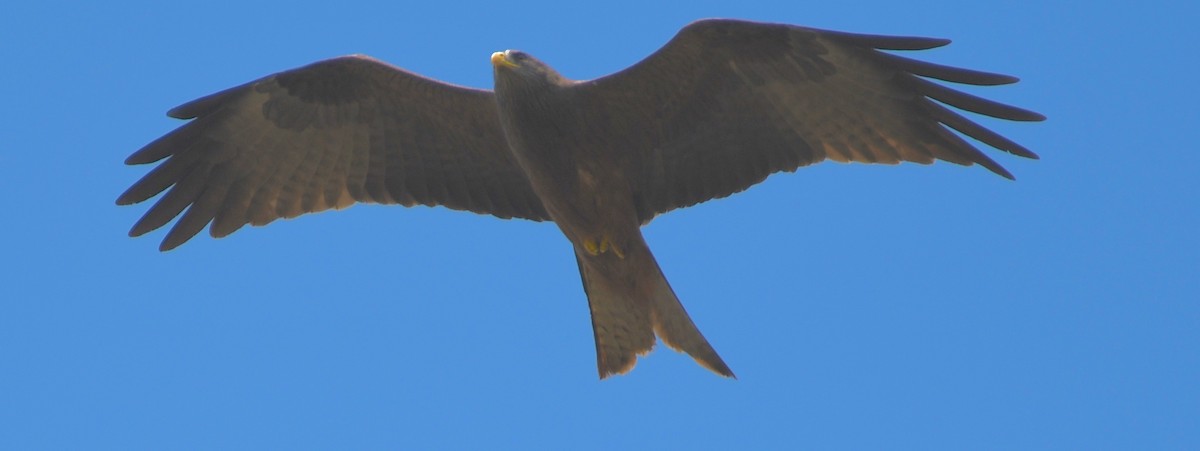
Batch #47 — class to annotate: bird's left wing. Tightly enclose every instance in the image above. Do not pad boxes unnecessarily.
[119,55,548,250]
[580,19,1044,223]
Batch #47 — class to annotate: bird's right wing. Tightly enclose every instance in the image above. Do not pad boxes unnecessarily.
[582,19,1043,223]
[118,55,548,251]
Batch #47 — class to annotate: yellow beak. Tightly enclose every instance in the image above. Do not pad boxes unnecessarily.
[491,51,519,69]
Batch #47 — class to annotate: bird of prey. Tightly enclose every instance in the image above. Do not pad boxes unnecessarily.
[118,19,1042,378]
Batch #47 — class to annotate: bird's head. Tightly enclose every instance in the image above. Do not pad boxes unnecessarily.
[491,50,569,88]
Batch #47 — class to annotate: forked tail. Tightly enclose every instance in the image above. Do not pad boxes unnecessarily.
[574,237,734,379]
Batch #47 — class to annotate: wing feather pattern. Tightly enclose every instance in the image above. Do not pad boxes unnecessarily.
[119,55,548,250]
[581,19,1043,222]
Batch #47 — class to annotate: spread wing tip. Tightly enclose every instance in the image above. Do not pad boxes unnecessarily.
[983,161,1017,180]
[167,96,219,119]
[823,29,951,50]
[876,51,1022,86]
[158,238,184,252]
[166,79,255,119]
[115,192,138,206]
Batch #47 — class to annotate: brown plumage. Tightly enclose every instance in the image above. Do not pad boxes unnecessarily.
[118,19,1042,378]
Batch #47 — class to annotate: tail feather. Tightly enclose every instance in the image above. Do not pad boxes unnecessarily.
[574,238,733,379]
[575,252,656,377]
[647,272,735,378]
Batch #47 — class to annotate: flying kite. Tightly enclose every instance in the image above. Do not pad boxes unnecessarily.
[118,19,1042,378]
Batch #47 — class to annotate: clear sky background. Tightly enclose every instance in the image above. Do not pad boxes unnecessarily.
[2,0,1196,449]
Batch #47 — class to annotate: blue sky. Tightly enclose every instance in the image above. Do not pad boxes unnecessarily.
[2,0,1196,449]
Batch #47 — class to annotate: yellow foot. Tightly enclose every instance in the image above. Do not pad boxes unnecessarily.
[583,236,625,259]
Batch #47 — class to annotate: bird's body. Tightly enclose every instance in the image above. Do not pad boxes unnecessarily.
[491,50,732,375]
[119,19,1042,378]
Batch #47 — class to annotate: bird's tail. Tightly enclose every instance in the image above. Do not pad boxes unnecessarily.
[574,236,734,379]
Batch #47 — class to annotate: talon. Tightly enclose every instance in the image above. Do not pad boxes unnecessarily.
[584,238,601,256]
[610,241,625,259]
[582,236,625,259]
